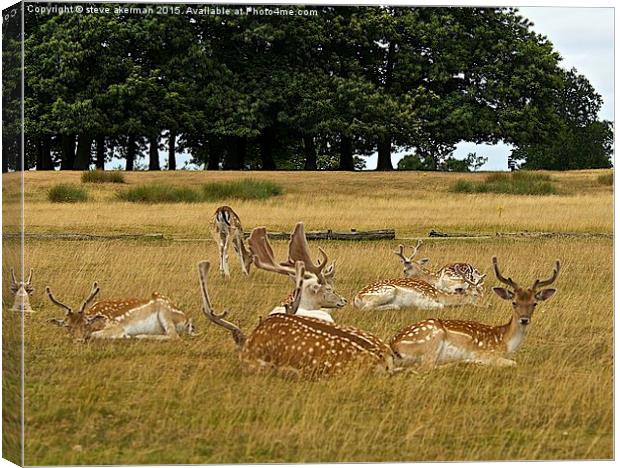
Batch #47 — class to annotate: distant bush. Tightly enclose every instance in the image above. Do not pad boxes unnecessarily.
[452,171,556,195]
[117,184,202,203]
[81,170,125,184]
[48,184,89,203]
[597,173,613,186]
[201,179,284,201]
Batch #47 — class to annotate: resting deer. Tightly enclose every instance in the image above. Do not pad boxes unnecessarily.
[248,223,347,323]
[353,275,484,312]
[389,257,560,370]
[198,260,395,379]
[210,206,253,277]
[394,241,485,293]
[47,285,195,341]
[9,268,34,312]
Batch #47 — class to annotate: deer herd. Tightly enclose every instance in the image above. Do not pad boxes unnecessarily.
[9,204,561,379]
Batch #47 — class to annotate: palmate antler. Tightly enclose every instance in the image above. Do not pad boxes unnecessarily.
[285,223,328,281]
[248,227,298,277]
[284,261,306,315]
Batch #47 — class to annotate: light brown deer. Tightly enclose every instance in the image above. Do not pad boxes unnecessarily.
[198,260,395,379]
[248,223,347,322]
[210,206,253,277]
[389,257,560,370]
[9,268,34,312]
[353,275,484,312]
[394,241,485,293]
[47,285,195,341]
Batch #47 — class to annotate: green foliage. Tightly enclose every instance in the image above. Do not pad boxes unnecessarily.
[597,173,613,186]
[117,184,202,203]
[81,170,125,184]
[452,172,557,195]
[398,152,487,172]
[47,184,89,203]
[201,179,284,201]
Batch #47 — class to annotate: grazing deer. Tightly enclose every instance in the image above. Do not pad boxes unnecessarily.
[248,223,347,322]
[47,285,195,341]
[210,206,253,277]
[9,268,34,312]
[389,257,560,370]
[353,275,484,312]
[394,241,485,293]
[198,260,395,379]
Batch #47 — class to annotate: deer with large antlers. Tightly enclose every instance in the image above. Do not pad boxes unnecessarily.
[210,206,253,277]
[198,260,396,379]
[353,275,484,312]
[9,268,34,312]
[394,240,486,293]
[47,285,195,341]
[389,257,560,370]
[248,223,347,322]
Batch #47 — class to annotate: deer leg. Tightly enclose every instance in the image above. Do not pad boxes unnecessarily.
[132,334,172,341]
[356,288,399,311]
[472,355,517,368]
[156,308,181,339]
[417,332,447,372]
[220,233,231,277]
[90,325,131,340]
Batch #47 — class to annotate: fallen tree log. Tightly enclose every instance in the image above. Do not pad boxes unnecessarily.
[244,229,396,241]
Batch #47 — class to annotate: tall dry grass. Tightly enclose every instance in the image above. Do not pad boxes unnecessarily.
[1,170,612,463]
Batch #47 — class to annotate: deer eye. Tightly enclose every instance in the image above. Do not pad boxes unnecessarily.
[512,302,516,306]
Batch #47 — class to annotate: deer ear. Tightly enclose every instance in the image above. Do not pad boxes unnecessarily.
[48,318,66,327]
[309,283,322,294]
[535,289,556,301]
[493,287,514,300]
[417,258,430,266]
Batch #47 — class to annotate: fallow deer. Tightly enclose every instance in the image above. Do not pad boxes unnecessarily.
[389,257,560,370]
[210,206,253,277]
[9,268,34,312]
[247,223,347,322]
[353,275,484,312]
[198,260,396,379]
[47,285,195,341]
[394,241,485,293]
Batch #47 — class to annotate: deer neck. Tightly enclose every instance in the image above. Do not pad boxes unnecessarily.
[298,291,323,311]
[499,316,528,353]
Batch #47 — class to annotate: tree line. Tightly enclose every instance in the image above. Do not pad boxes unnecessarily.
[2,4,613,172]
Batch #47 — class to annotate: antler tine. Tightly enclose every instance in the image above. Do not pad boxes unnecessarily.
[410,239,423,258]
[492,256,520,290]
[532,259,561,290]
[26,268,33,284]
[287,222,328,280]
[10,268,17,285]
[248,227,296,276]
[78,282,101,314]
[45,286,73,314]
[197,261,245,348]
[284,261,306,315]
[393,244,408,262]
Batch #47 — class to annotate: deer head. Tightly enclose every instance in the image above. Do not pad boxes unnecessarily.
[10,268,34,312]
[394,241,430,278]
[492,257,560,326]
[46,283,104,341]
[248,224,347,310]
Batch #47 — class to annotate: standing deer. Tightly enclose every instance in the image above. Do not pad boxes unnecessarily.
[248,223,347,322]
[394,241,485,293]
[210,206,253,277]
[353,275,484,311]
[47,285,195,341]
[198,260,395,379]
[9,268,34,312]
[389,257,560,370]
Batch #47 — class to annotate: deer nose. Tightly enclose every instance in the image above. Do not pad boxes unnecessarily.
[519,317,530,325]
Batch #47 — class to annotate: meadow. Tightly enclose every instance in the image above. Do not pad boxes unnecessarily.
[2,169,613,464]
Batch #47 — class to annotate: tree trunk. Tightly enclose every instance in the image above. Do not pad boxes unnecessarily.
[303,135,317,170]
[95,136,105,169]
[259,127,276,170]
[168,130,177,170]
[60,134,76,170]
[224,136,246,170]
[126,136,136,171]
[207,138,220,170]
[149,136,161,170]
[376,135,393,171]
[73,134,93,170]
[41,135,53,170]
[338,135,354,171]
[35,137,43,170]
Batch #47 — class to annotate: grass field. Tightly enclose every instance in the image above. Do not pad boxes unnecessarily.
[2,169,613,464]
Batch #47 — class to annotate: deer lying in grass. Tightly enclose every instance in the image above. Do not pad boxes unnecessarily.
[47,285,195,341]
[394,240,486,293]
[198,260,395,379]
[389,257,560,370]
[210,206,253,277]
[9,268,34,312]
[248,223,347,323]
[353,275,484,312]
